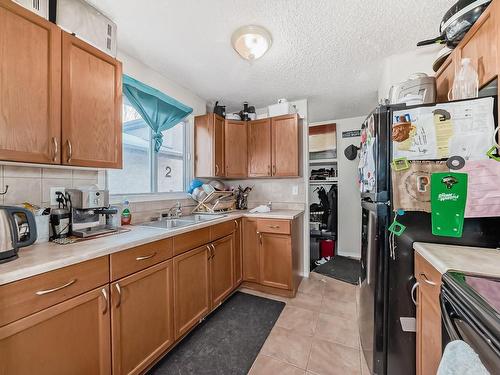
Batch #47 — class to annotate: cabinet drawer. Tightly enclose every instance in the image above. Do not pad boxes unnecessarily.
[415,253,442,294]
[0,256,109,327]
[110,238,173,281]
[257,219,291,235]
[173,227,211,256]
[210,220,236,241]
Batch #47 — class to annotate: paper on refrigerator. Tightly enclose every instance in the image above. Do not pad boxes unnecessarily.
[462,160,500,218]
[392,97,495,161]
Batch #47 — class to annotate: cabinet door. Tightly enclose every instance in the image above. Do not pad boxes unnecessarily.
[272,114,299,177]
[248,119,272,177]
[0,1,61,164]
[0,286,110,375]
[242,218,260,282]
[416,285,442,375]
[194,114,224,177]
[211,235,234,307]
[234,219,243,286]
[173,246,211,339]
[225,120,247,177]
[111,261,174,375]
[61,32,122,168]
[458,7,497,88]
[435,57,455,102]
[259,233,292,290]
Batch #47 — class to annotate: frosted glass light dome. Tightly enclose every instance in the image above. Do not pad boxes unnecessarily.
[231,25,272,61]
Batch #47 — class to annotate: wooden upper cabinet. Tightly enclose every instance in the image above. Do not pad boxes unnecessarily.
[210,235,234,308]
[194,113,225,177]
[242,218,260,282]
[224,120,247,178]
[435,56,455,102]
[61,31,122,168]
[248,118,272,177]
[457,4,497,88]
[0,286,111,375]
[272,114,299,177]
[173,245,211,339]
[111,260,174,375]
[0,0,61,164]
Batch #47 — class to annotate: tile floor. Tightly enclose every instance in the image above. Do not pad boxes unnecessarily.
[242,273,371,375]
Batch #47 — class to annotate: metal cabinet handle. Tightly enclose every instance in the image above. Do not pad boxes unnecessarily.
[234,220,239,230]
[136,252,157,261]
[268,165,271,175]
[272,165,276,175]
[101,288,108,314]
[66,139,73,163]
[411,282,419,306]
[52,137,58,162]
[115,283,122,308]
[35,279,77,296]
[269,225,280,229]
[215,164,219,176]
[210,243,216,259]
[420,273,437,286]
[207,245,212,259]
[257,232,262,245]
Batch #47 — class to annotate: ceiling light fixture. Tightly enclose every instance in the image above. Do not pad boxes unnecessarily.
[231,25,272,61]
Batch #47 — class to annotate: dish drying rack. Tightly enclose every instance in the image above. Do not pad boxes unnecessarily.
[192,191,236,214]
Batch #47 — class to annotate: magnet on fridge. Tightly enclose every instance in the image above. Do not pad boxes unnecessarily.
[486,146,500,162]
[431,172,468,238]
[392,157,410,171]
[388,220,406,236]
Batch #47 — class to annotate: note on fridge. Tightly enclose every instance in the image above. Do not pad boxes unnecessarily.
[392,97,495,161]
[462,160,500,218]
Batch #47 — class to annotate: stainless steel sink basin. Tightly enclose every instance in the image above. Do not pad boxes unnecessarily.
[140,214,227,230]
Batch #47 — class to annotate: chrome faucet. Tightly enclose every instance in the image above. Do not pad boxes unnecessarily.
[161,202,182,220]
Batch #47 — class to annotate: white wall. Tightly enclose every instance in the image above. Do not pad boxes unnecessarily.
[378,45,441,102]
[310,116,365,259]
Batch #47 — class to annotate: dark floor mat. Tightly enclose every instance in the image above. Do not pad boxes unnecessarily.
[313,256,361,285]
[148,291,285,375]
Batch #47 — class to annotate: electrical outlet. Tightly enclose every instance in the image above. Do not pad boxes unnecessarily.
[292,185,299,196]
[50,187,65,206]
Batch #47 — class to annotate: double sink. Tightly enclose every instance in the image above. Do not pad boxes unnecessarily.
[141,214,227,230]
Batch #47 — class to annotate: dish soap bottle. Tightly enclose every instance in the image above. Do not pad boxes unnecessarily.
[451,58,479,100]
[121,200,132,225]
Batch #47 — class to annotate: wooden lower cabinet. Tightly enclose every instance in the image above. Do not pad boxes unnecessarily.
[0,286,110,375]
[242,218,260,282]
[415,253,442,375]
[234,219,243,286]
[259,233,292,290]
[211,235,235,307]
[173,245,211,339]
[111,260,174,375]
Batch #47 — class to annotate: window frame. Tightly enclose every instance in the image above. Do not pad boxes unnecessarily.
[106,101,192,199]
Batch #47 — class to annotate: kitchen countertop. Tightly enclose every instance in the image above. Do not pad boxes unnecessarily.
[0,209,304,286]
[414,242,500,278]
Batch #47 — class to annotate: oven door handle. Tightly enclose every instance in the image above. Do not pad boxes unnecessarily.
[440,291,461,342]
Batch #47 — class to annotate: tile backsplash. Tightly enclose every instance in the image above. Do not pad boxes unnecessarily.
[0,165,100,207]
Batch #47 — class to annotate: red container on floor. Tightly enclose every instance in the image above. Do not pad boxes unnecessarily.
[320,240,335,258]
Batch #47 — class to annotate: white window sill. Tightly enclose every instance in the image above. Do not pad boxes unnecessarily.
[110,192,192,204]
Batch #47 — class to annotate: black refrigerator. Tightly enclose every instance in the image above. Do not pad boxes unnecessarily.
[357,99,500,375]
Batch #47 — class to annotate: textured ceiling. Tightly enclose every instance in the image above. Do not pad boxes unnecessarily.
[88,0,454,122]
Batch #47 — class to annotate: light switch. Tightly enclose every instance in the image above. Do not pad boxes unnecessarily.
[292,185,299,195]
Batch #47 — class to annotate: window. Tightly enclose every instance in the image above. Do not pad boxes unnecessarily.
[107,100,188,195]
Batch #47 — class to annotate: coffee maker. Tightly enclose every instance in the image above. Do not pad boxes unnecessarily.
[67,188,118,238]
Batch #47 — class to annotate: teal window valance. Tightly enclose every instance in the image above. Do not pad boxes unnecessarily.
[122,75,193,152]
